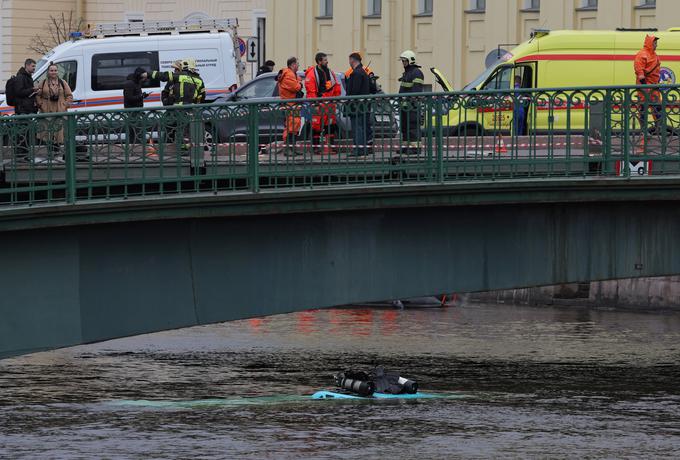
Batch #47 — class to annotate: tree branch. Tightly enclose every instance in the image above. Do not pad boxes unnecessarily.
[28,11,84,58]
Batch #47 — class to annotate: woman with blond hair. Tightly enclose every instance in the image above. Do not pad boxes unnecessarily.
[36,62,73,156]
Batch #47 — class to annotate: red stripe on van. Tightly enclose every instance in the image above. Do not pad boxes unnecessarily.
[516,54,680,62]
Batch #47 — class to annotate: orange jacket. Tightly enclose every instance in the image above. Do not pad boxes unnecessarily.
[634,35,661,85]
[344,65,373,79]
[277,67,302,100]
[304,66,341,99]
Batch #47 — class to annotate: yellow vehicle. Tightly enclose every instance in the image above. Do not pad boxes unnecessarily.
[435,28,680,135]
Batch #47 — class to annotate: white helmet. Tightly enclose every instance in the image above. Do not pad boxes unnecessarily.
[399,50,417,65]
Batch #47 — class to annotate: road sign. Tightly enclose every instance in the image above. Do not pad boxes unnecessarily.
[237,37,246,57]
[246,37,259,63]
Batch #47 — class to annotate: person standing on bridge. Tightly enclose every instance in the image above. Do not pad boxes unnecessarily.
[36,62,73,157]
[186,59,206,104]
[123,66,150,148]
[305,52,341,154]
[150,59,201,106]
[150,59,202,150]
[257,60,276,76]
[346,52,371,156]
[276,57,304,156]
[634,34,662,150]
[9,58,40,161]
[513,75,527,136]
[398,50,424,155]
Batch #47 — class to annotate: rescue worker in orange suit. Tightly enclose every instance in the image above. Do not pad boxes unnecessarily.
[634,34,662,149]
[305,52,341,154]
[276,56,304,156]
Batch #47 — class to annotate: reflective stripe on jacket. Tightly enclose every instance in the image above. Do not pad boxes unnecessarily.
[151,70,202,105]
[399,64,424,94]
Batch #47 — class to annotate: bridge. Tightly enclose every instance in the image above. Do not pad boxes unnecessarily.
[2,84,679,358]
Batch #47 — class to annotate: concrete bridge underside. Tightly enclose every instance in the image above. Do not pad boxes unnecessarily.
[2,177,680,358]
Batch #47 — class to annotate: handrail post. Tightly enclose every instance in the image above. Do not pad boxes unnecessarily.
[622,88,631,177]
[189,106,203,189]
[425,95,434,181]
[247,103,260,192]
[434,95,444,183]
[603,89,612,174]
[65,113,77,204]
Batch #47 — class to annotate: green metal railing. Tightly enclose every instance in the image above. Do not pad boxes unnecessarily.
[1,83,679,207]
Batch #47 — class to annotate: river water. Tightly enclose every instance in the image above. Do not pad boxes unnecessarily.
[1,303,679,459]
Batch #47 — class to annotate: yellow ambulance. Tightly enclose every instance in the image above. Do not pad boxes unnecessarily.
[436,28,680,135]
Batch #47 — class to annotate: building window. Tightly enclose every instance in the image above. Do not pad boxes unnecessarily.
[469,0,486,11]
[525,0,540,10]
[418,0,433,15]
[581,0,598,8]
[638,0,655,6]
[367,0,382,16]
[320,0,333,17]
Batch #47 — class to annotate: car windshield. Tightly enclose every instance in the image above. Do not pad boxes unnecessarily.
[36,59,48,71]
[462,52,513,91]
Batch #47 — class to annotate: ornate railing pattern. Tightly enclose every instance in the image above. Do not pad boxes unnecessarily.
[1,84,679,207]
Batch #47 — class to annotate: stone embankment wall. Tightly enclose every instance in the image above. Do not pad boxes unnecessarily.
[468,277,680,309]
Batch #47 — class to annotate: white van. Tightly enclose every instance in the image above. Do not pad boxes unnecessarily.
[1,18,244,114]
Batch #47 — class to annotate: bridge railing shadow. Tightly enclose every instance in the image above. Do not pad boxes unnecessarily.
[1,83,680,207]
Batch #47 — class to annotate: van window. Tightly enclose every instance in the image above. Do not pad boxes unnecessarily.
[34,61,78,91]
[92,51,159,91]
[482,66,513,91]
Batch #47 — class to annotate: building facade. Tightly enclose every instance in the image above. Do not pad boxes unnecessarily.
[2,0,679,91]
[266,0,676,92]
[0,0,267,81]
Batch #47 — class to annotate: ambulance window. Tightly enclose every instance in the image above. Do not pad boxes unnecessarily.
[514,65,534,89]
[92,51,159,91]
[482,66,512,91]
[34,61,78,91]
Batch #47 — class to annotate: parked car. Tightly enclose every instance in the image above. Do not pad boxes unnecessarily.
[206,71,399,143]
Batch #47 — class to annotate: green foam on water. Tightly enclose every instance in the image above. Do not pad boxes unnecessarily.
[110,391,470,409]
[111,395,310,408]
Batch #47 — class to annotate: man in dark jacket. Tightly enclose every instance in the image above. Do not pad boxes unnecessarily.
[256,60,276,76]
[123,67,150,146]
[12,58,39,160]
[13,58,39,115]
[123,67,149,109]
[398,50,424,155]
[346,52,370,156]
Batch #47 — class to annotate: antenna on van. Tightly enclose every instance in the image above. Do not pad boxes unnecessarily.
[529,20,549,42]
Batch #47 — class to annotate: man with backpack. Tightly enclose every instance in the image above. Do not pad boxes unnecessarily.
[5,58,40,160]
[7,58,40,115]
